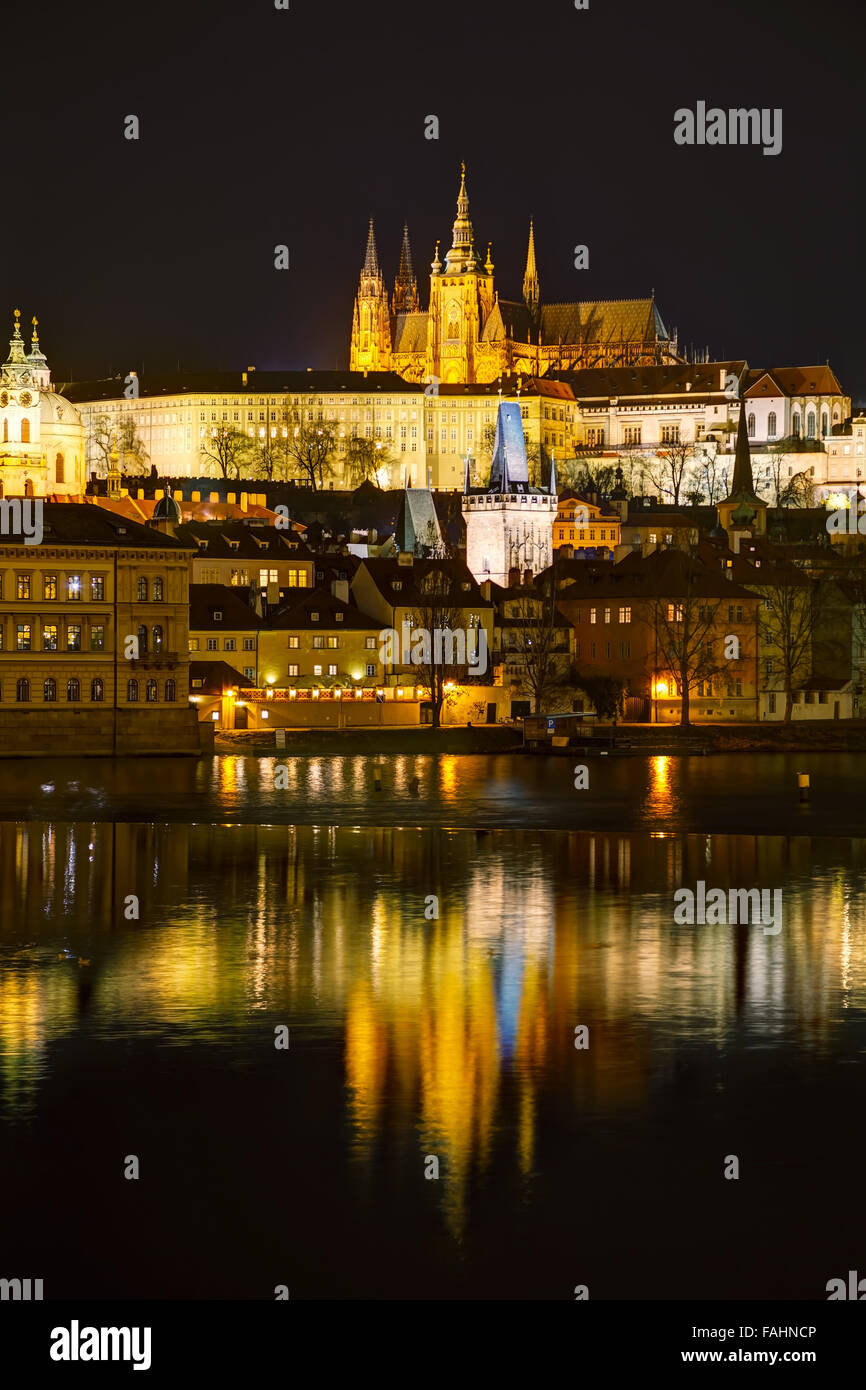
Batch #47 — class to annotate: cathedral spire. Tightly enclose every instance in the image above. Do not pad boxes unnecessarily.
[444,162,478,273]
[729,400,758,501]
[362,217,379,275]
[523,219,540,314]
[392,224,419,313]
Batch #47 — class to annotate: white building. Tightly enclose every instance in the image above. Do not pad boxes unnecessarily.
[813,415,866,505]
[743,365,849,445]
[0,310,85,499]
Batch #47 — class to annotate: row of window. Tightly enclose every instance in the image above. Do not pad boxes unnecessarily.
[2,623,104,652]
[3,623,167,653]
[747,411,835,439]
[286,663,377,678]
[196,569,308,587]
[10,677,177,702]
[2,575,167,603]
[575,607,633,624]
[557,529,616,542]
[3,575,104,601]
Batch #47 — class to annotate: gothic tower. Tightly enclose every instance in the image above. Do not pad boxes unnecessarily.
[522,220,540,317]
[392,224,419,314]
[427,165,495,384]
[349,219,392,372]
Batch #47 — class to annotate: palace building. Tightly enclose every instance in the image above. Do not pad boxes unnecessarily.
[350,165,680,385]
[0,310,86,498]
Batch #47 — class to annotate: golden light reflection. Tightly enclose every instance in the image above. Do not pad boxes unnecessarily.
[1,820,865,1242]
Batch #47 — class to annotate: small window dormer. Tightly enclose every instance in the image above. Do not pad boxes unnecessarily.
[213,610,223,621]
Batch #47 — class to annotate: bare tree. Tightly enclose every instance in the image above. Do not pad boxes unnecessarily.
[87,412,149,476]
[756,568,823,721]
[644,438,699,507]
[345,435,391,488]
[501,560,573,712]
[199,423,254,480]
[644,565,728,728]
[282,418,339,490]
[411,567,468,730]
[695,446,727,504]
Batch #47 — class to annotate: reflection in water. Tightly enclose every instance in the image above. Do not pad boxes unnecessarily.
[1,820,866,1295]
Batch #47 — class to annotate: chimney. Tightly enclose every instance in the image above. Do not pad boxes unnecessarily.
[331,578,349,604]
[508,566,521,588]
[523,568,533,585]
[719,368,726,391]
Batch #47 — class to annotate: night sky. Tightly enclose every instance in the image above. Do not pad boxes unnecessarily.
[3,0,863,395]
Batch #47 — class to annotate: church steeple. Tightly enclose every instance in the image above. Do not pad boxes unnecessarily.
[444,163,479,273]
[392,224,419,313]
[363,217,379,275]
[350,219,391,372]
[523,220,540,314]
[717,400,767,537]
[729,400,758,502]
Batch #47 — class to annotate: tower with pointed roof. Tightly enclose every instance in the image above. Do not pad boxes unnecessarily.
[349,218,392,372]
[522,220,540,317]
[391,225,419,314]
[461,400,557,586]
[426,164,495,384]
[716,402,767,544]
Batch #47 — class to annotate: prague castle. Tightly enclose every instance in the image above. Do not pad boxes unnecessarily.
[350,165,680,385]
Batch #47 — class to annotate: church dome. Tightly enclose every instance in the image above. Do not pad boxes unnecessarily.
[40,391,80,425]
[153,490,182,523]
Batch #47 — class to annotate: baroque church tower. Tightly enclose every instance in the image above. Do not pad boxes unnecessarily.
[350,219,392,372]
[427,164,495,384]
[0,309,84,498]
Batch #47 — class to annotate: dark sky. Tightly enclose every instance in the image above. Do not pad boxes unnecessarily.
[3,0,864,396]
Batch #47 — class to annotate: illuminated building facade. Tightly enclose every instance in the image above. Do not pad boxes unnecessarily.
[350,166,679,385]
[0,310,85,499]
[0,502,198,752]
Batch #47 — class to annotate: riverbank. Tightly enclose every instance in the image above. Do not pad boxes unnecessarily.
[213,720,866,757]
[215,726,524,756]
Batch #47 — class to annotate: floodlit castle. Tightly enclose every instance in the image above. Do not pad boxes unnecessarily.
[0,310,85,498]
[462,402,557,587]
[350,165,680,385]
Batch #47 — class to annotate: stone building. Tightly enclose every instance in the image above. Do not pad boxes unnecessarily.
[0,310,85,498]
[0,502,198,753]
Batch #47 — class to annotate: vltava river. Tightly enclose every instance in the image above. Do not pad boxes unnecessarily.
[1,776,865,1298]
